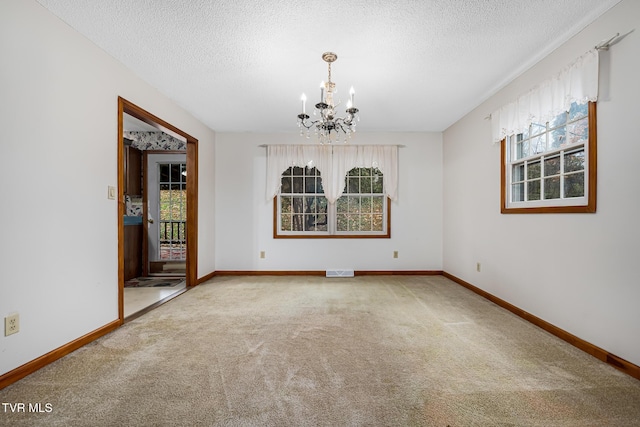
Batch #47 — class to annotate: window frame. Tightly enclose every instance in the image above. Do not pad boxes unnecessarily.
[273,166,391,239]
[500,102,597,214]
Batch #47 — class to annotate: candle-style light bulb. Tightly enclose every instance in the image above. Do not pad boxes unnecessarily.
[320,81,325,102]
[349,86,355,106]
[301,93,307,114]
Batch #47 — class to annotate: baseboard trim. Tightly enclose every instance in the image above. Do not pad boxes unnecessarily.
[0,319,121,390]
[443,271,640,381]
[213,270,443,276]
[196,271,217,285]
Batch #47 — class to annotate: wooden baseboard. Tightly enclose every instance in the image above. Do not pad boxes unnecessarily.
[213,270,443,276]
[355,270,443,276]
[443,271,640,381]
[0,319,121,390]
[196,271,216,285]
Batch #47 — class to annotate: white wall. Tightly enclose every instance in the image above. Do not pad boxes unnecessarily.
[443,0,640,366]
[215,132,443,271]
[0,0,215,376]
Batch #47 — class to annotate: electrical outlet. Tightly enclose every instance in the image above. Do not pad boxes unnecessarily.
[393,251,399,258]
[5,313,19,336]
[476,262,481,272]
[260,251,266,259]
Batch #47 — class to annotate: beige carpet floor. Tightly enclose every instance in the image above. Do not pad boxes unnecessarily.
[1,275,639,426]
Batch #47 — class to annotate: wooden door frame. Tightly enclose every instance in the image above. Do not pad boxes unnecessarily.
[117,97,199,321]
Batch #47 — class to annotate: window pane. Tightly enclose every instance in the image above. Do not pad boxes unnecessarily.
[281,196,292,213]
[544,156,560,177]
[551,111,567,128]
[292,166,304,176]
[292,176,303,192]
[549,126,566,149]
[372,214,383,231]
[349,215,360,231]
[291,214,304,231]
[170,164,181,182]
[565,173,585,198]
[372,173,383,193]
[565,150,585,172]
[511,183,524,202]
[544,177,560,199]
[517,140,529,159]
[528,180,541,201]
[528,161,541,179]
[567,117,588,145]
[318,197,328,213]
[303,215,317,231]
[280,214,291,231]
[348,196,360,213]
[361,168,371,176]
[360,214,373,231]
[372,197,383,213]
[159,164,170,182]
[348,177,359,193]
[530,135,545,155]
[305,177,317,193]
[514,140,524,160]
[531,122,546,137]
[361,176,372,193]
[569,102,588,120]
[315,215,328,231]
[361,196,372,213]
[336,214,348,231]
[512,164,524,182]
[291,196,305,213]
[336,197,348,213]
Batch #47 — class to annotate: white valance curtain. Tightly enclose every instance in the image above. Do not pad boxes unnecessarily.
[266,145,398,204]
[491,49,599,143]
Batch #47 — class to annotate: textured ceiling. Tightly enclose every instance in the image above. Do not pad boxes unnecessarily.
[36,0,621,133]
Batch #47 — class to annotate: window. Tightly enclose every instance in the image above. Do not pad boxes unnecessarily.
[278,166,328,233]
[158,162,187,260]
[275,166,390,237]
[336,167,386,234]
[501,102,596,213]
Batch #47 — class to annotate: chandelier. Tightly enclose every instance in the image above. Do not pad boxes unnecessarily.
[297,52,359,144]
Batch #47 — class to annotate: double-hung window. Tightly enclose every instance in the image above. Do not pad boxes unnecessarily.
[336,167,387,235]
[275,166,390,237]
[278,166,328,233]
[502,102,596,213]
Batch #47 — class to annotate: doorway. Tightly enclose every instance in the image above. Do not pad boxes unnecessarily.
[118,97,198,322]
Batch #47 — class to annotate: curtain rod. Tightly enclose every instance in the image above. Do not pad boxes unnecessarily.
[595,33,620,51]
[258,144,405,147]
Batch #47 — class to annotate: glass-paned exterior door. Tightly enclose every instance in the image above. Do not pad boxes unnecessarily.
[158,162,187,261]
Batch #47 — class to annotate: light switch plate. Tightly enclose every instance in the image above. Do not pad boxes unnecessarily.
[108,186,116,200]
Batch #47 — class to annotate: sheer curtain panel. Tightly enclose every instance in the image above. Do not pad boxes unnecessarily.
[491,49,599,143]
[266,145,398,203]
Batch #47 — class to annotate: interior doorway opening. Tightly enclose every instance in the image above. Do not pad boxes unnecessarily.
[118,97,198,322]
